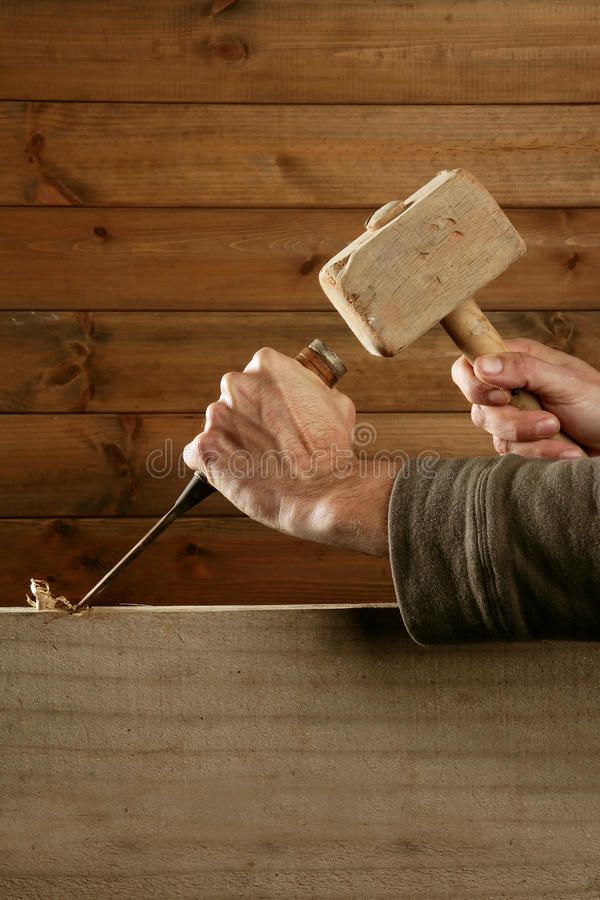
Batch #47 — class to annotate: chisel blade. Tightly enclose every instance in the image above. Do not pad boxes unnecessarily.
[77,472,214,609]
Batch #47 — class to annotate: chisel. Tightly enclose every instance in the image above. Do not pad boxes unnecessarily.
[76,340,346,609]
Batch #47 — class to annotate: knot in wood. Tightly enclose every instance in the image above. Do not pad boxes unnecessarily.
[546,312,574,353]
[208,35,249,67]
[26,132,44,163]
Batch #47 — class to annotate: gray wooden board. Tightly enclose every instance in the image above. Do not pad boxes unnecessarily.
[1,606,600,898]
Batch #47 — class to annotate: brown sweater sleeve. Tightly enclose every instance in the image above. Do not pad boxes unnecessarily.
[388,455,600,645]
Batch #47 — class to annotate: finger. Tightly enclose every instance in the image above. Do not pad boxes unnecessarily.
[182,428,228,477]
[244,345,332,392]
[451,356,510,406]
[471,403,561,442]
[243,346,282,375]
[473,351,586,404]
[492,435,510,455]
[182,431,203,471]
[203,400,229,431]
[219,370,242,406]
[503,338,599,380]
[332,389,356,428]
[493,435,586,460]
[183,401,231,469]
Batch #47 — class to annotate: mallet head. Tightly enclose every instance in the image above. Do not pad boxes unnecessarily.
[319,169,526,357]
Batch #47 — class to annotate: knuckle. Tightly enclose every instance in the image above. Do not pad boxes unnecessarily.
[204,401,218,423]
[342,398,356,426]
[471,404,484,428]
[339,392,355,414]
[450,357,464,384]
[220,370,240,396]
[451,356,473,393]
[204,400,226,428]
[196,435,221,471]
[252,346,278,368]
[495,418,518,442]
[198,427,220,454]
[529,441,553,460]
[475,382,497,404]
[505,338,536,357]
[474,404,519,442]
[493,436,510,456]
[194,432,210,458]
[513,351,534,378]
[184,433,202,462]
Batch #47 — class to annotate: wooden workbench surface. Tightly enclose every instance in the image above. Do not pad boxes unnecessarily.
[1,606,599,898]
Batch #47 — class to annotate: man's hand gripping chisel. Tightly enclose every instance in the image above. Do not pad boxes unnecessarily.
[76,340,346,609]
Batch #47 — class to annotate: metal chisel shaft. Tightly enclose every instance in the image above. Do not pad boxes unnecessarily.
[76,473,214,609]
[76,340,346,609]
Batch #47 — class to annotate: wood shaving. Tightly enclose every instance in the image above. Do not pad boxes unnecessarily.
[26,579,76,612]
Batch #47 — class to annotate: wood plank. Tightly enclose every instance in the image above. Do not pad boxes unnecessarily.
[2,207,596,311]
[0,310,596,414]
[2,103,600,208]
[0,519,395,608]
[1,1,599,104]
[0,413,492,518]
[1,607,600,898]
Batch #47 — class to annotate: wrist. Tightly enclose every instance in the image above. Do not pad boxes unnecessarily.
[311,464,396,557]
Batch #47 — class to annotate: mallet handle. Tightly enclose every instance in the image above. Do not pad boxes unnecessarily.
[442,298,584,451]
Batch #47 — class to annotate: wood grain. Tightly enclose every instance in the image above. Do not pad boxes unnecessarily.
[0,413,491,518]
[0,208,600,311]
[1,1,599,103]
[0,310,594,414]
[1,607,600,898]
[2,0,599,627]
[2,207,598,312]
[2,103,600,207]
[0,208,361,310]
[0,519,395,607]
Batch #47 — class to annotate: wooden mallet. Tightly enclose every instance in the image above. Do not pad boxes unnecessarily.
[320,168,580,451]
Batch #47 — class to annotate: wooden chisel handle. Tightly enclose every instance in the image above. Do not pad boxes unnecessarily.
[442,298,585,453]
[77,339,347,608]
[295,338,347,387]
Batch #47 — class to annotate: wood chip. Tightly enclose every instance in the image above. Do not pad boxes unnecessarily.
[26,578,75,611]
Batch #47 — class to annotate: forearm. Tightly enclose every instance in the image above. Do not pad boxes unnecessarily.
[388,456,600,645]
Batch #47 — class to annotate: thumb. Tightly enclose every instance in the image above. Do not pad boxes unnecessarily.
[473,351,586,406]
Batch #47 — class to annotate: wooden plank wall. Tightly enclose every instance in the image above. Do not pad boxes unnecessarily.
[2,606,600,898]
[0,1,599,606]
